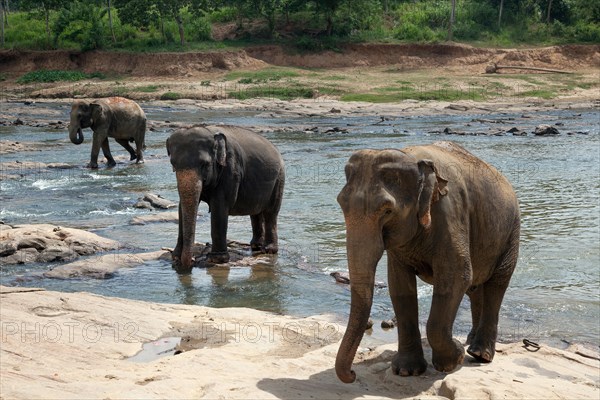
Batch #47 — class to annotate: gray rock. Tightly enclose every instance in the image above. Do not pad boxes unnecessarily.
[134,200,154,210]
[17,237,51,251]
[143,193,177,209]
[37,245,78,263]
[534,125,560,136]
[1,248,39,265]
[0,242,17,257]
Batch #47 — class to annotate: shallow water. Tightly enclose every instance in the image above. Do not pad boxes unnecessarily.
[1,102,599,347]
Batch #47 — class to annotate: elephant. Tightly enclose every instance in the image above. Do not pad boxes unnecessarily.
[69,97,146,168]
[335,141,520,383]
[166,125,285,273]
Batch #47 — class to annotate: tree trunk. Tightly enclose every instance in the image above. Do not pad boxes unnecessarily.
[175,13,185,46]
[498,0,504,28]
[107,0,116,43]
[45,7,51,48]
[0,0,4,47]
[447,0,456,41]
[546,0,553,23]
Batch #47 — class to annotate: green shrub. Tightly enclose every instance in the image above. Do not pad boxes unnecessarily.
[394,22,437,42]
[160,92,182,100]
[17,70,105,84]
[571,21,600,42]
[208,7,238,23]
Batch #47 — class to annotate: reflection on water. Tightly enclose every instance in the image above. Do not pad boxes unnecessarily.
[1,103,598,347]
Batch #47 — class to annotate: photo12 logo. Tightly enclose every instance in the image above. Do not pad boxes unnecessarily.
[1,320,140,344]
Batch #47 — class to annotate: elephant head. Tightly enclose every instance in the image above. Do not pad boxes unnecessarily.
[335,149,447,383]
[166,129,228,271]
[68,100,103,145]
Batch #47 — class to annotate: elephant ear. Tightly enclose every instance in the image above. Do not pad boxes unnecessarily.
[417,159,448,229]
[89,103,103,127]
[213,132,227,167]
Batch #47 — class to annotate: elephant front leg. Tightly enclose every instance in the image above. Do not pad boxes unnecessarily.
[88,131,109,169]
[388,254,427,376]
[427,263,471,373]
[208,200,230,264]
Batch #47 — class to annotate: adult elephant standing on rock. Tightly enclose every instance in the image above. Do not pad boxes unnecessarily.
[69,97,146,168]
[166,126,285,273]
[335,141,520,382]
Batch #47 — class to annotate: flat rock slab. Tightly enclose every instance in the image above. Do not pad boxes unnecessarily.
[0,288,598,399]
[0,224,119,266]
[130,211,179,225]
[44,250,169,279]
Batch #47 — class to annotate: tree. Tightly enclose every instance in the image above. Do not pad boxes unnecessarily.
[53,1,107,50]
[20,0,67,48]
[107,0,116,42]
[155,0,190,45]
[448,0,456,41]
[114,0,158,29]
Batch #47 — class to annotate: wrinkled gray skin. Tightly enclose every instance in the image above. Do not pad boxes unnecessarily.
[336,141,520,383]
[166,126,285,274]
[69,97,146,168]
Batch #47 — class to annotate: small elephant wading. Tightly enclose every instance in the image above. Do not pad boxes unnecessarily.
[69,97,146,168]
[335,141,520,382]
[166,126,285,273]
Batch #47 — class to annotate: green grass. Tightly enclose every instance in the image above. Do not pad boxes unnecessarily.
[515,89,557,99]
[227,85,314,100]
[160,92,182,100]
[17,70,105,84]
[135,85,161,93]
[341,87,484,102]
[225,68,301,83]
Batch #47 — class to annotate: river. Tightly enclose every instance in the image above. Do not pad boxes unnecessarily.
[1,101,598,348]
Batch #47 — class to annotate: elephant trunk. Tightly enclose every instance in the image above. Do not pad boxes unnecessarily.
[335,221,383,383]
[69,123,84,145]
[176,169,202,272]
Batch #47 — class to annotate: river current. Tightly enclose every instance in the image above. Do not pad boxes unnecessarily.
[1,102,598,348]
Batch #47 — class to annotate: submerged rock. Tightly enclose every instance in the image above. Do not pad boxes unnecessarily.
[134,193,177,210]
[534,125,560,136]
[130,211,180,225]
[44,250,168,279]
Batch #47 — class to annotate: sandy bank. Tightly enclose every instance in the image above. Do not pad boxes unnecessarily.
[1,287,598,399]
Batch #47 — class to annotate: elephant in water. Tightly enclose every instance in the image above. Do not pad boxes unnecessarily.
[69,97,146,168]
[166,126,285,273]
[335,141,520,382]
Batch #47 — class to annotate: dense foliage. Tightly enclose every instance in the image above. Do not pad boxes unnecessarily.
[1,0,598,50]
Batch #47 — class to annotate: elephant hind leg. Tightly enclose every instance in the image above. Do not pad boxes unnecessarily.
[101,138,116,168]
[115,138,137,161]
[250,214,265,252]
[467,230,519,363]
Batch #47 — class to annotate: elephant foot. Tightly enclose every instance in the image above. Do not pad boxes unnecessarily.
[431,338,465,373]
[107,160,117,168]
[250,240,265,253]
[129,153,137,161]
[264,243,279,254]
[392,351,428,376]
[467,337,496,363]
[87,162,99,169]
[207,251,230,264]
[135,159,145,164]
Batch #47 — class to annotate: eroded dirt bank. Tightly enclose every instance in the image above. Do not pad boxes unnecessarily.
[1,43,599,77]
